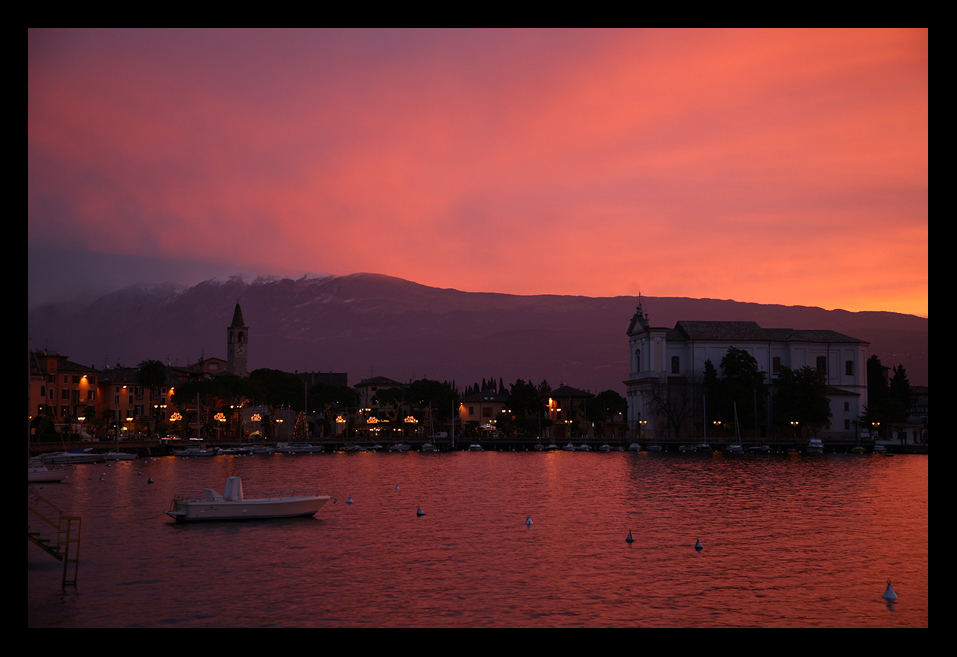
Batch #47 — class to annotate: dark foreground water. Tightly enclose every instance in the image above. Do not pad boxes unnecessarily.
[28,450,927,627]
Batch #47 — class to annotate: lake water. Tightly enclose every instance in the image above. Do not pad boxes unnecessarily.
[28,450,928,627]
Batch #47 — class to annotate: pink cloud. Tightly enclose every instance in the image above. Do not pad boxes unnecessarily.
[28,29,927,316]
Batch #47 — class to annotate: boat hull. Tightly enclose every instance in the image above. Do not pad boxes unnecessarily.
[29,468,67,483]
[165,495,331,523]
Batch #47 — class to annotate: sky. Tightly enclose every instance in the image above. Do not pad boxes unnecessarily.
[28,29,928,316]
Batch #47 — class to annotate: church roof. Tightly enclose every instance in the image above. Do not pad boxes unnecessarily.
[666,321,866,344]
[230,303,245,327]
[549,384,594,399]
[355,376,404,387]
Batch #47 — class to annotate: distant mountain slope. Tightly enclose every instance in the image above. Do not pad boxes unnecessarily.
[27,273,928,392]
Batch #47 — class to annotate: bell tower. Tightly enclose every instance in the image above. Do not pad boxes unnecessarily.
[227,302,248,377]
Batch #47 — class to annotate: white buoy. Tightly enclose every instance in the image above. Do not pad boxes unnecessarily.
[626,531,634,543]
[883,579,898,601]
[695,539,703,551]
[346,496,353,504]
[417,507,425,516]
[525,516,533,526]
[147,477,153,484]
[395,485,400,491]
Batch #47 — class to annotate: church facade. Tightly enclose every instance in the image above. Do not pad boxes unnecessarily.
[624,303,869,440]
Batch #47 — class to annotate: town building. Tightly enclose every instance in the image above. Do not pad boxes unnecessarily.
[459,390,509,436]
[29,351,100,436]
[624,302,869,440]
[545,385,595,439]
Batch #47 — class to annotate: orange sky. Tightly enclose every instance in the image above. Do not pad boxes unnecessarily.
[28,29,927,316]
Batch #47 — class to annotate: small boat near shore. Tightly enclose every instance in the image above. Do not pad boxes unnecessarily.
[41,449,100,465]
[275,443,324,454]
[165,476,331,523]
[103,451,138,461]
[173,446,222,457]
[806,438,824,454]
[28,462,68,483]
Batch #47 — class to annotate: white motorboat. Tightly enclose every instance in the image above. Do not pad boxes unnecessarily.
[806,438,824,454]
[599,444,612,452]
[679,444,697,453]
[562,443,576,451]
[725,444,744,454]
[468,444,483,451]
[577,444,591,451]
[391,443,410,452]
[103,451,137,461]
[873,444,887,455]
[165,476,331,523]
[545,443,559,450]
[275,443,324,454]
[41,449,100,465]
[173,446,222,457]
[748,444,773,454]
[628,443,641,451]
[419,443,437,453]
[646,444,663,452]
[28,463,68,483]
[342,444,366,452]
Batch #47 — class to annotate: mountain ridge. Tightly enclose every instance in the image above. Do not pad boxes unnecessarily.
[27,273,928,391]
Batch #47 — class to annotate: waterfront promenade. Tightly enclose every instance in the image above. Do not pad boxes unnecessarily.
[27,435,927,457]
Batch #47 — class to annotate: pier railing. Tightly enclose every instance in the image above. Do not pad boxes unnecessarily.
[28,485,82,588]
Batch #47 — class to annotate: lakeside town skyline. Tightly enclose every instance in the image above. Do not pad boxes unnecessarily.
[29,29,927,317]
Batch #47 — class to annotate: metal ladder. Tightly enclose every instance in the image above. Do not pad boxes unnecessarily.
[28,486,82,588]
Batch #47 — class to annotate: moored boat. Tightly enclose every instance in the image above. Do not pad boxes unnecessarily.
[165,476,331,523]
[29,463,68,483]
[173,446,222,457]
[628,443,641,451]
[873,444,887,455]
[41,449,100,465]
[103,451,138,460]
[468,444,484,451]
[806,438,824,454]
[275,443,324,454]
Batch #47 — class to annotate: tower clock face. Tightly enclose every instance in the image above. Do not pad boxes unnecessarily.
[237,344,246,357]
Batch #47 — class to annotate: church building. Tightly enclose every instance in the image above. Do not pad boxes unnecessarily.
[624,302,869,440]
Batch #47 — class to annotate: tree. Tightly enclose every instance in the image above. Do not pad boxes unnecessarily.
[861,356,908,437]
[588,389,628,437]
[310,382,359,436]
[889,365,912,420]
[773,366,832,436]
[250,369,308,412]
[719,347,766,435]
[504,379,547,436]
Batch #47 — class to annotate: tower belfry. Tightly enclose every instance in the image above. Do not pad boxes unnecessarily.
[227,302,248,377]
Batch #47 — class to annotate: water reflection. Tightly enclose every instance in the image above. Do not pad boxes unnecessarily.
[29,452,927,627]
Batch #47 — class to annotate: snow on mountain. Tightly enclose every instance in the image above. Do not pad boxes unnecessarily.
[27,274,928,390]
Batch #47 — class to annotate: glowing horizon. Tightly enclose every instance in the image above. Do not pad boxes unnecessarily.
[28,29,927,317]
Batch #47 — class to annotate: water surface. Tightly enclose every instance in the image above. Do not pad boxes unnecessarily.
[28,451,928,627]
